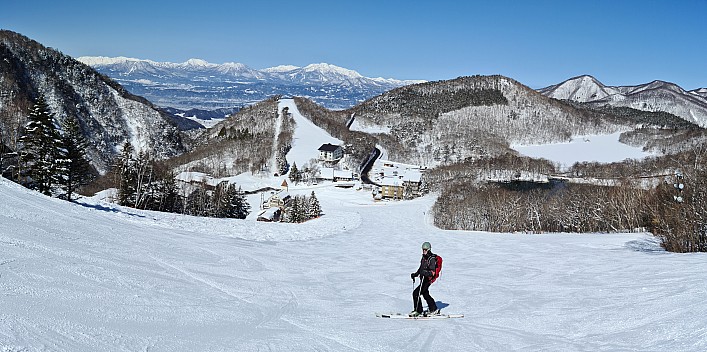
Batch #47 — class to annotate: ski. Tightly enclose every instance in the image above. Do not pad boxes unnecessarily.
[375,312,464,320]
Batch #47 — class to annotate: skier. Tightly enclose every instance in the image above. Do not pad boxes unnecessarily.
[410,241,439,317]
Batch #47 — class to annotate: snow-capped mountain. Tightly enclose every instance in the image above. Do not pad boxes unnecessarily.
[78,56,424,110]
[539,75,707,128]
[690,87,707,99]
[537,75,620,102]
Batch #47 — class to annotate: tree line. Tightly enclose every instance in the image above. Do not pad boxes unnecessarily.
[429,147,707,252]
[432,180,650,234]
[114,141,250,218]
[3,95,252,220]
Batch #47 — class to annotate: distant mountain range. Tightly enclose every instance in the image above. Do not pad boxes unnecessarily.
[78,56,424,111]
[539,75,707,128]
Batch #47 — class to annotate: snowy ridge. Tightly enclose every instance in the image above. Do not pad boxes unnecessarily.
[261,64,301,73]
[78,56,425,110]
[76,56,155,66]
[539,75,707,127]
[77,56,421,85]
[302,63,363,78]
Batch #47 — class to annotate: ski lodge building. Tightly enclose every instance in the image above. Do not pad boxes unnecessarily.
[318,143,343,162]
[372,161,424,200]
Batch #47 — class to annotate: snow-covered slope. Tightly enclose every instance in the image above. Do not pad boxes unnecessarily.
[539,75,707,127]
[2,174,707,351]
[78,56,425,110]
[689,87,707,99]
[278,98,342,169]
[512,131,655,168]
[538,75,620,102]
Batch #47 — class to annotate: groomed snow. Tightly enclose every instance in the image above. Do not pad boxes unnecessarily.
[2,176,707,351]
[279,98,343,169]
[3,98,706,351]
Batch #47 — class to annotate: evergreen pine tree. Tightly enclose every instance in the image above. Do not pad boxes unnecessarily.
[286,195,301,223]
[289,162,300,184]
[58,116,94,201]
[117,142,137,207]
[19,97,62,195]
[307,191,322,219]
[211,181,230,218]
[185,184,211,217]
[297,195,308,222]
[229,184,251,219]
[403,184,414,200]
[155,169,181,213]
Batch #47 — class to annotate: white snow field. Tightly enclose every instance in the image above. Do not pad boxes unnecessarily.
[512,132,655,168]
[2,176,707,351]
[279,98,343,170]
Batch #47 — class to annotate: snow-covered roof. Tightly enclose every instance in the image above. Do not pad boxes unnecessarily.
[257,207,280,220]
[270,190,291,199]
[403,171,422,183]
[372,159,423,185]
[318,168,353,180]
[318,143,341,152]
[380,177,403,186]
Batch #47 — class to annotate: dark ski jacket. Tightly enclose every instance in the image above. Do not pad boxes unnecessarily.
[413,251,437,281]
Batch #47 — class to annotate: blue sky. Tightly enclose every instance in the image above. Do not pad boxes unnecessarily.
[2,0,706,89]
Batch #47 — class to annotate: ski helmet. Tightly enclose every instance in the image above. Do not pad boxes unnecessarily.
[421,242,431,250]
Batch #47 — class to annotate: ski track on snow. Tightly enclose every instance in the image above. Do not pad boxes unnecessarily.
[2,164,707,350]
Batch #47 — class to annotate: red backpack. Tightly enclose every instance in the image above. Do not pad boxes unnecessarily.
[430,254,443,283]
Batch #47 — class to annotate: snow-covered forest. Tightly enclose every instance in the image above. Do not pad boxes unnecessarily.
[165,97,284,177]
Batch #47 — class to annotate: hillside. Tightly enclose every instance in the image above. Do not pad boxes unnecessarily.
[322,75,632,167]
[0,30,185,173]
[164,97,282,177]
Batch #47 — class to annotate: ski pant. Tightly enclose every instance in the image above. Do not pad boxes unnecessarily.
[412,278,437,313]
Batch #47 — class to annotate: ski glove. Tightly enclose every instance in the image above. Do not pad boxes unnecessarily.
[410,273,417,280]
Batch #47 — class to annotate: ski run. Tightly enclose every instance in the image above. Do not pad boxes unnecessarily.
[2,175,707,351]
[1,98,706,351]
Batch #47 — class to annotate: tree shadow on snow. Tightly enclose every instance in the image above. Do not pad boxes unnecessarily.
[77,202,146,218]
[625,237,665,254]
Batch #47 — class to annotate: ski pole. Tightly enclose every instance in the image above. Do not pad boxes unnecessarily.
[415,275,423,314]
